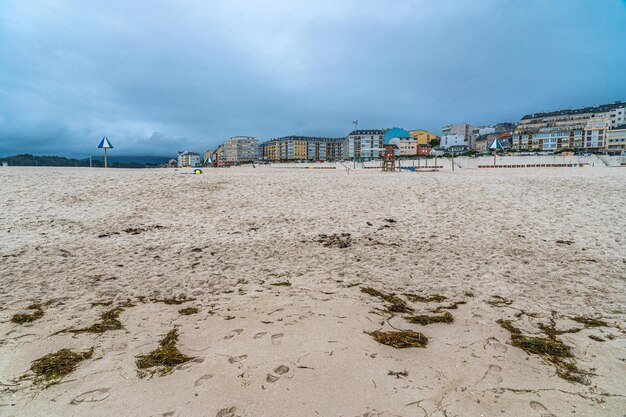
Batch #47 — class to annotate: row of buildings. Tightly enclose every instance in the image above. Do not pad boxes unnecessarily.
[174,101,626,166]
[180,129,440,166]
[441,101,626,154]
[511,102,626,153]
[440,123,516,153]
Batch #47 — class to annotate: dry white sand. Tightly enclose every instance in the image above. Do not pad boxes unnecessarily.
[0,166,625,417]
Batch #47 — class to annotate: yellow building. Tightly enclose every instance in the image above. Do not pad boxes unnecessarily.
[409,130,440,145]
[260,136,343,161]
[260,141,278,161]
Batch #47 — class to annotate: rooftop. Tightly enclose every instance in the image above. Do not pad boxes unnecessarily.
[265,136,343,143]
[521,101,626,120]
[348,130,384,136]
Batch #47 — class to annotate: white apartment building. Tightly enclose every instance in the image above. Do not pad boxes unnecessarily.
[342,130,384,160]
[440,133,466,148]
[178,151,203,167]
[441,123,475,150]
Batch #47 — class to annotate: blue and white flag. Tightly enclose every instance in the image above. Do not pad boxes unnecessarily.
[98,137,114,149]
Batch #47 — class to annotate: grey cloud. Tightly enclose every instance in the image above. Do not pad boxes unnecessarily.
[1,0,625,157]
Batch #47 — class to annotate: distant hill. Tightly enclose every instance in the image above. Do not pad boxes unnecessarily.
[0,154,171,168]
[88,155,172,165]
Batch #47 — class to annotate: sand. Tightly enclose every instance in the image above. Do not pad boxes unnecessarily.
[0,166,625,417]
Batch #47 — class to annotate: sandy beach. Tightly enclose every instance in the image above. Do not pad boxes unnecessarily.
[1,166,625,417]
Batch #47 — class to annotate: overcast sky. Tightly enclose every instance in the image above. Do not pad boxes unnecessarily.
[1,0,625,157]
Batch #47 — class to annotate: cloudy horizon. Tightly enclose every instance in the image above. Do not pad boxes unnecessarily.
[1,0,625,157]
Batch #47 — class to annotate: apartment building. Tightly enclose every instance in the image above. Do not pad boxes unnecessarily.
[512,101,626,152]
[607,124,626,154]
[261,136,343,161]
[409,129,439,145]
[342,130,385,160]
[441,123,475,149]
[177,151,202,167]
[223,136,258,163]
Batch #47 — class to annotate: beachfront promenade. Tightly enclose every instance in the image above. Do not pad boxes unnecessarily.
[258,154,624,170]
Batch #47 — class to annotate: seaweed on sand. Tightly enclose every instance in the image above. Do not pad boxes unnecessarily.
[571,316,608,327]
[316,233,352,248]
[270,282,292,287]
[537,321,582,337]
[69,307,124,334]
[136,329,195,377]
[388,370,408,378]
[30,348,93,386]
[11,303,44,324]
[153,295,196,305]
[178,307,199,315]
[90,300,113,307]
[404,293,447,303]
[406,311,454,325]
[361,287,413,313]
[497,319,589,384]
[369,330,428,348]
[487,295,513,307]
[432,300,466,312]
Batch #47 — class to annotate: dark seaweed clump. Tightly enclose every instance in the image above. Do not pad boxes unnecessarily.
[388,370,408,378]
[90,300,113,307]
[270,282,292,287]
[571,316,608,327]
[497,319,589,384]
[179,307,199,315]
[361,287,413,313]
[404,293,447,303]
[537,322,582,337]
[487,295,513,307]
[136,329,195,377]
[30,348,93,385]
[406,311,454,325]
[153,295,197,305]
[369,330,428,348]
[70,307,124,334]
[432,300,466,312]
[11,303,44,324]
[316,233,352,248]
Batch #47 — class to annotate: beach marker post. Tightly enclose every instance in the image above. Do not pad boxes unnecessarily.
[97,137,114,168]
[489,138,504,167]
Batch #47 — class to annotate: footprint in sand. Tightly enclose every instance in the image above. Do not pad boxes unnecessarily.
[485,337,507,353]
[70,388,111,404]
[216,406,238,417]
[266,365,290,383]
[194,374,213,387]
[228,354,248,364]
[162,412,175,417]
[271,333,284,345]
[224,329,244,340]
[530,401,555,417]
[487,364,503,384]
[253,331,267,339]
